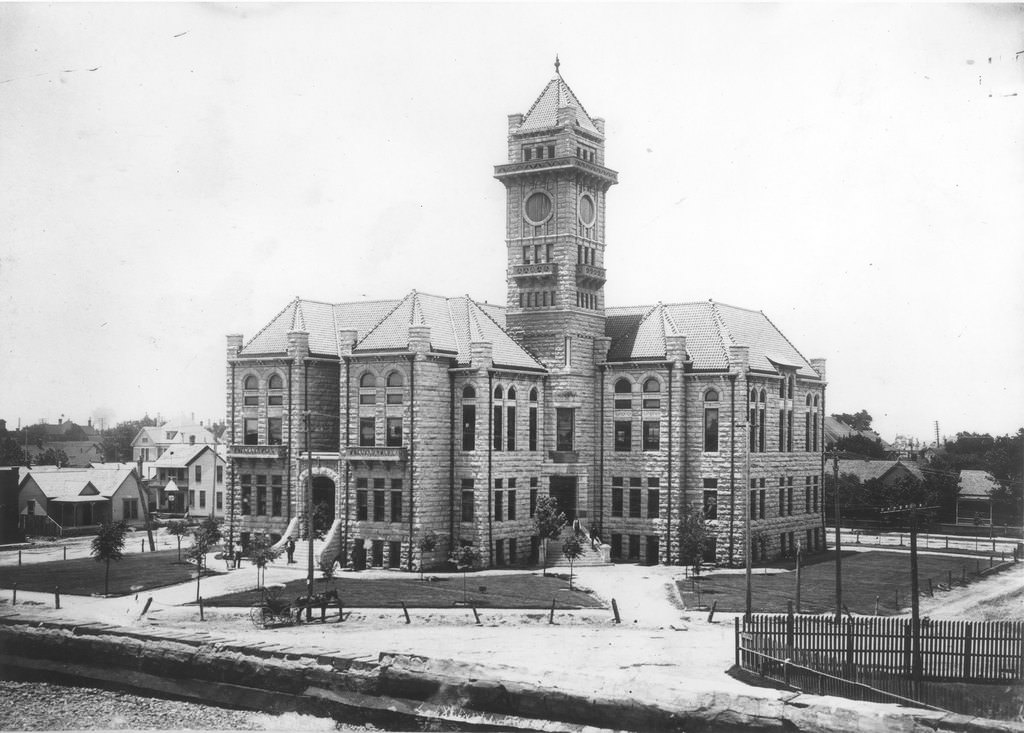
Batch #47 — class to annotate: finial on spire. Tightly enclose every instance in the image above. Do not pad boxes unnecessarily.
[554,54,561,76]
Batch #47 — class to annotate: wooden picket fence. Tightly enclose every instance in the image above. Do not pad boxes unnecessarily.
[738,613,1024,682]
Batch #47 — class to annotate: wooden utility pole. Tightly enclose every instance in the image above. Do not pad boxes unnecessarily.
[744,421,752,621]
[305,411,315,606]
[831,450,842,623]
[880,503,939,697]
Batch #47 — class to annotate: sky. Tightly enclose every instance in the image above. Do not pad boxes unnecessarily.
[1,3,1022,442]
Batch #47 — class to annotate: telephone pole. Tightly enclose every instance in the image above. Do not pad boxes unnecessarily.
[880,502,939,696]
[830,449,842,623]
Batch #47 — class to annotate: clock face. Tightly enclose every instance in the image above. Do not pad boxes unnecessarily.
[524,191,553,224]
[578,194,596,226]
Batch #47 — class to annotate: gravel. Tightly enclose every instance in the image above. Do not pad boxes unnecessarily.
[0,679,344,730]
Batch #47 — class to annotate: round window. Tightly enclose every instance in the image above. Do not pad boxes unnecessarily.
[579,194,596,226]
[523,191,553,224]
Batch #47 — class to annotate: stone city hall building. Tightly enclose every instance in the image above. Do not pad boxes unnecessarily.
[224,66,827,571]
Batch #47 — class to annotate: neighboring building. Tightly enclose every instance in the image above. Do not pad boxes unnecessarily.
[150,444,226,518]
[18,466,147,535]
[836,458,925,488]
[0,467,21,544]
[824,416,892,453]
[956,469,999,525]
[13,418,104,467]
[131,422,216,463]
[224,65,827,570]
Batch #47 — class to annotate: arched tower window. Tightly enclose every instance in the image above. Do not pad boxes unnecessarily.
[507,386,517,401]
[359,372,378,405]
[386,371,404,404]
[703,388,720,452]
[642,378,661,409]
[529,387,538,402]
[267,373,284,406]
[243,375,259,406]
[461,384,476,451]
[463,385,476,399]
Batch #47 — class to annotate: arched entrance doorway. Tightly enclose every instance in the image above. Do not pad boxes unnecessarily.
[549,476,577,521]
[311,475,335,536]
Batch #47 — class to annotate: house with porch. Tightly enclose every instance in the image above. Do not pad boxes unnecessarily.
[18,466,147,536]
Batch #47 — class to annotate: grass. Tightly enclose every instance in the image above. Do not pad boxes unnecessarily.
[679,550,1007,615]
[202,571,604,609]
[0,550,219,597]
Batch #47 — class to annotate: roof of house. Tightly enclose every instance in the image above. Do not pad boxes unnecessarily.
[132,423,216,448]
[21,466,136,501]
[837,459,925,484]
[824,416,891,449]
[517,74,600,135]
[604,301,820,377]
[240,292,545,371]
[153,444,215,468]
[958,470,999,498]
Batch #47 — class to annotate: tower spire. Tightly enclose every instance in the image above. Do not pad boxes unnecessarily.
[554,54,560,76]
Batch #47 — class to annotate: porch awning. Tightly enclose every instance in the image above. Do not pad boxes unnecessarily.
[51,496,110,503]
[164,479,181,493]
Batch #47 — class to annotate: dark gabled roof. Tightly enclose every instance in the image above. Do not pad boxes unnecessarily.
[605,300,819,377]
[837,459,924,483]
[240,298,401,357]
[958,470,999,498]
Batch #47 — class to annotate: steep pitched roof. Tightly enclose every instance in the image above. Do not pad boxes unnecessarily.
[837,459,924,484]
[356,291,545,371]
[958,470,999,498]
[23,467,135,500]
[605,300,819,378]
[518,74,600,135]
[153,444,213,468]
[240,297,401,357]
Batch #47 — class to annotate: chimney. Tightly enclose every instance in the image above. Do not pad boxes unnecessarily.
[810,358,827,382]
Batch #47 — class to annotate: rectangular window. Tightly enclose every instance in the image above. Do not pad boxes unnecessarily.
[359,418,375,447]
[216,465,223,483]
[629,487,641,518]
[758,408,766,452]
[805,413,811,453]
[373,490,385,522]
[787,410,794,452]
[267,417,283,445]
[356,489,368,521]
[564,336,571,367]
[779,409,786,452]
[787,480,794,516]
[642,420,660,451]
[240,475,252,516]
[495,539,505,566]
[703,408,719,452]
[256,475,267,515]
[611,533,622,559]
[507,489,516,520]
[779,480,786,517]
[529,480,538,517]
[508,538,517,564]
[703,486,718,519]
[199,492,206,508]
[195,464,202,483]
[243,418,258,445]
[759,489,766,520]
[462,405,475,451]
[813,413,819,451]
[391,490,402,522]
[493,406,502,451]
[611,476,623,517]
[813,479,819,512]
[271,476,282,517]
[647,489,660,518]
[614,420,632,451]
[216,492,223,511]
[360,392,376,405]
[529,407,537,451]
[461,479,474,522]
[805,478,812,514]
[506,406,516,451]
[494,490,504,521]
[122,498,137,519]
[522,245,531,264]
[386,417,403,447]
[389,541,401,569]
[556,408,574,451]
[268,393,283,406]
[749,407,758,451]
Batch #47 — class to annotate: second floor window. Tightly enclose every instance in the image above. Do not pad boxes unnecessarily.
[359,418,375,447]
[556,408,574,451]
[614,420,631,451]
[386,417,403,447]
[614,378,632,409]
[268,373,284,405]
[462,385,476,451]
[267,417,282,445]
[642,421,660,451]
[243,418,258,445]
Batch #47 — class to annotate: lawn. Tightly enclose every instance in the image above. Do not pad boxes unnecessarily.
[0,550,219,597]
[202,572,604,610]
[679,550,1001,615]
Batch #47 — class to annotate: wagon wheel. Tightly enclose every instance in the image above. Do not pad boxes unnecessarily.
[249,603,270,629]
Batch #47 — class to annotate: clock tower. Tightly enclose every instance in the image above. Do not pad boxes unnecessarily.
[494,59,618,368]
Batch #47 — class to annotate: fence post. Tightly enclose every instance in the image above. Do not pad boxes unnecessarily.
[874,595,879,615]
[845,620,854,676]
[18,550,22,566]
[401,602,411,625]
[63,546,67,561]
[707,600,717,623]
[962,623,973,679]
[549,598,556,624]
[948,570,953,588]
[471,606,480,625]
[734,617,740,667]
[611,598,621,624]
[927,578,933,597]
[783,659,791,687]
[903,622,912,675]
[199,597,204,621]
[11,583,16,606]
[786,602,794,659]
[54,586,60,610]
[141,540,145,553]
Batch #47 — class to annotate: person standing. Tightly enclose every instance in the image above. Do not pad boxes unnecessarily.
[285,537,296,564]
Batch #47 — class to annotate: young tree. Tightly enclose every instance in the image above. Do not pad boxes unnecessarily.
[677,505,710,575]
[417,530,438,580]
[166,519,189,562]
[185,521,220,602]
[449,544,480,604]
[249,533,280,590]
[31,447,69,467]
[91,520,129,597]
[560,530,585,590]
[0,436,28,467]
[533,495,567,576]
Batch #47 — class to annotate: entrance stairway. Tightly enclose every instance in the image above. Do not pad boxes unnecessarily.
[544,522,611,569]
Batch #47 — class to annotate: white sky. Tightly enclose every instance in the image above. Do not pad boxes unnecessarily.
[1,3,1022,442]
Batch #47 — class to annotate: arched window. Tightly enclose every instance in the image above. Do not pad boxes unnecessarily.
[813,395,819,408]
[787,375,795,399]
[780,377,787,398]
[642,378,661,409]
[461,385,476,451]
[528,386,539,450]
[463,385,476,399]
[749,388,766,452]
[267,373,284,406]
[243,375,259,406]
[529,387,538,402]
[759,389,766,403]
[359,372,377,405]
[386,371,404,404]
[614,378,633,409]
[507,386,517,401]
[494,385,504,400]
[704,388,720,451]
[806,394,812,407]
[705,389,719,402]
